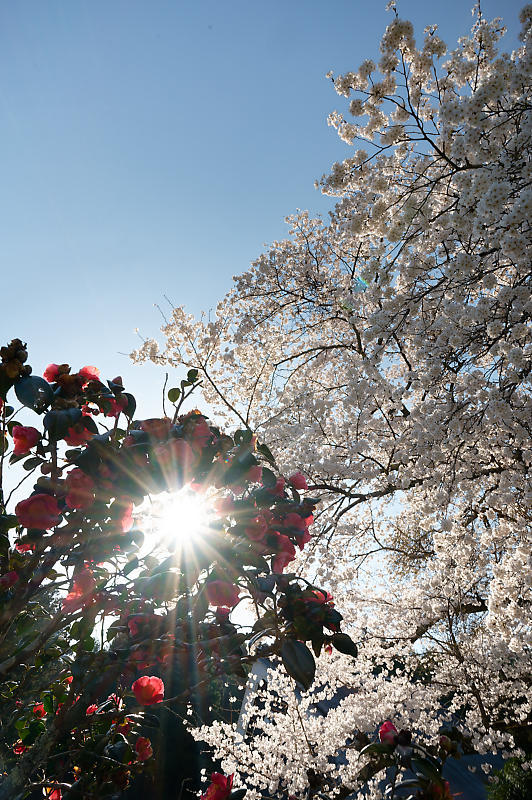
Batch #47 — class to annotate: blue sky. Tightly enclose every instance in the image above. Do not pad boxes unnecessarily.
[0,0,523,415]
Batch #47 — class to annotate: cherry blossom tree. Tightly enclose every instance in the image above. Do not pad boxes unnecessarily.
[133,4,532,797]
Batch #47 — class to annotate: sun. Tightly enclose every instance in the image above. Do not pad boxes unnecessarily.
[139,489,213,554]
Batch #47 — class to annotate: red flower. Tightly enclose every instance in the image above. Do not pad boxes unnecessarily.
[65,468,95,510]
[12,425,40,455]
[43,363,62,382]
[246,465,263,483]
[46,790,62,800]
[378,720,398,745]
[272,534,296,573]
[0,571,19,590]
[78,365,100,384]
[62,568,97,613]
[86,704,98,715]
[118,500,133,533]
[15,494,61,530]
[140,417,172,440]
[33,702,46,718]
[64,422,94,447]
[103,395,128,418]
[267,477,286,497]
[308,589,334,606]
[131,676,164,705]
[201,773,234,800]
[206,581,240,609]
[13,740,26,755]
[127,614,160,638]
[135,736,153,761]
[189,418,212,450]
[245,515,268,542]
[288,471,308,490]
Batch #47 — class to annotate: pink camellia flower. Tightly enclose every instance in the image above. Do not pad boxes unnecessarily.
[62,568,97,613]
[378,720,398,745]
[206,580,240,609]
[78,365,100,384]
[246,465,263,483]
[267,477,286,497]
[118,500,134,533]
[0,571,19,590]
[15,494,61,530]
[272,533,296,573]
[140,417,172,440]
[131,675,164,705]
[135,736,154,761]
[65,468,96,510]
[245,515,268,542]
[288,471,308,490]
[12,425,40,456]
[201,773,234,800]
[127,613,160,638]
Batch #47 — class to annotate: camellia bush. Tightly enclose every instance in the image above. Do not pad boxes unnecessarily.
[133,4,532,799]
[0,337,364,800]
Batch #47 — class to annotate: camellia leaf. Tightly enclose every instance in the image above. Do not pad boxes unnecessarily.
[261,467,277,488]
[281,639,316,690]
[43,408,82,441]
[187,368,199,383]
[14,375,53,413]
[331,632,358,658]
[168,387,181,403]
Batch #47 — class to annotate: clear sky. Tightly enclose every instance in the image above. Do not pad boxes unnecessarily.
[0,0,523,415]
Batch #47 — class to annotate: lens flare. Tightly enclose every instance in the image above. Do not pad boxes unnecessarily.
[139,489,212,553]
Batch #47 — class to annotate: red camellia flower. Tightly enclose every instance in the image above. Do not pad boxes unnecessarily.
[46,789,62,800]
[206,580,240,609]
[64,422,94,447]
[272,533,296,573]
[246,465,263,483]
[13,740,26,755]
[86,704,98,715]
[288,471,308,490]
[103,395,128,418]
[131,676,164,705]
[201,773,234,800]
[62,568,97,613]
[140,417,172,440]
[12,425,40,456]
[268,477,286,497]
[78,365,100,384]
[135,736,153,761]
[245,515,268,542]
[0,570,19,590]
[65,468,96,510]
[15,494,62,530]
[43,363,62,382]
[378,720,398,745]
[33,702,46,718]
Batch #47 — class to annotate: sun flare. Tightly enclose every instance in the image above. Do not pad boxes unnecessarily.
[140,489,212,553]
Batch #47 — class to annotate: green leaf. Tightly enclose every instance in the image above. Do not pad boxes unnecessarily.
[261,467,277,488]
[122,392,136,418]
[230,791,247,800]
[187,368,199,383]
[359,742,395,757]
[257,442,276,466]
[43,695,54,714]
[123,556,139,576]
[411,758,442,783]
[0,514,19,532]
[23,456,43,471]
[281,639,316,690]
[43,408,82,440]
[331,632,358,658]
[168,387,181,403]
[14,375,53,413]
